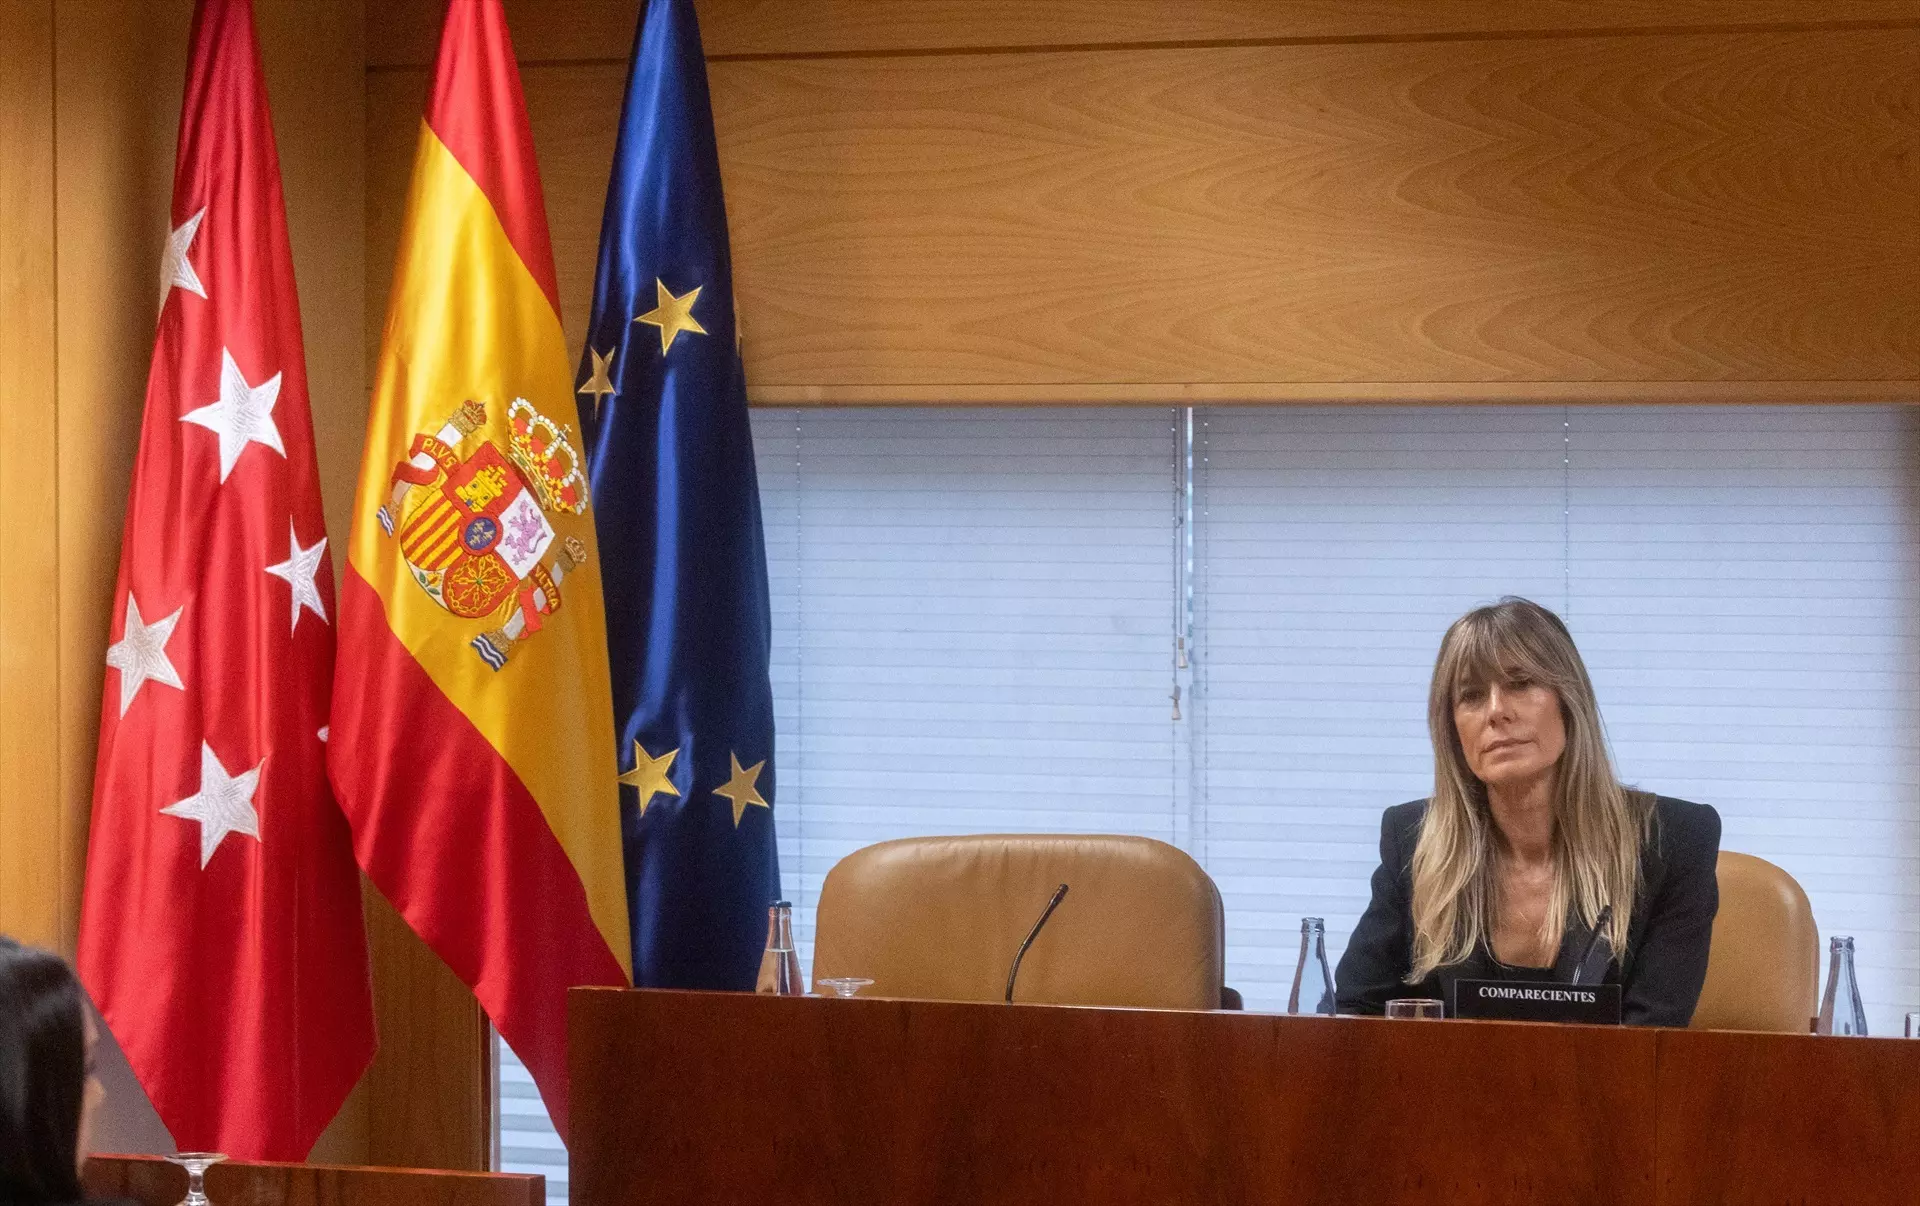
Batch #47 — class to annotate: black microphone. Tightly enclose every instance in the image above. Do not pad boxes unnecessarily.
[1005,883,1070,1003]
[1569,905,1614,986]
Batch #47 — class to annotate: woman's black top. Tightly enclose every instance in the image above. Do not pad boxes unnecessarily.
[1333,795,1721,1027]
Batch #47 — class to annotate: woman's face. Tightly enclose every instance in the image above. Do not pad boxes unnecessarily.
[77,1011,105,1177]
[1453,672,1567,793]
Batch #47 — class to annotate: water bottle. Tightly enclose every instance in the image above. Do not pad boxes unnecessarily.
[755,901,804,995]
[1288,916,1336,1015]
[1815,935,1868,1036]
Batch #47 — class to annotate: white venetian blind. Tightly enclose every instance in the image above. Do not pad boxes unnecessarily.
[754,407,1186,967]
[1568,406,1920,1035]
[494,1045,564,1200]
[1195,404,1920,1032]
[1192,406,1569,1009]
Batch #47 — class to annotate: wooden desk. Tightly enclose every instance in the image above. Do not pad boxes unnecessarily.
[84,1154,543,1206]
[568,988,1920,1206]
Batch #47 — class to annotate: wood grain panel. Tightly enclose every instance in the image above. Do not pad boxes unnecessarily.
[572,989,1658,1206]
[704,30,1919,392]
[363,888,489,1171]
[0,0,62,951]
[748,380,1920,406]
[370,26,1920,405]
[85,1153,541,1206]
[51,0,192,965]
[257,0,370,577]
[366,0,1920,68]
[364,70,421,421]
[1654,1030,1920,1206]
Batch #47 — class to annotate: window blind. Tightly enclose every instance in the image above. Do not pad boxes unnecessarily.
[1568,406,1920,1034]
[1195,404,1920,1031]
[494,1041,565,1200]
[1192,406,1570,1010]
[756,407,1185,965]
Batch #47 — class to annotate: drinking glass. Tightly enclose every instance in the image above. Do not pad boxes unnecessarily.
[164,1152,225,1206]
[1905,1012,1920,1038]
[817,977,873,998]
[1385,998,1445,1020]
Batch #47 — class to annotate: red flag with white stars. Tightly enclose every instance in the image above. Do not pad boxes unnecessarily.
[77,0,374,1159]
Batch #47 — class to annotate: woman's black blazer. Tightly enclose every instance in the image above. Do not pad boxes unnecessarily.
[1333,795,1721,1027]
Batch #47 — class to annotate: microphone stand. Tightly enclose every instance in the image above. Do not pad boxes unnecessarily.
[1005,883,1070,1003]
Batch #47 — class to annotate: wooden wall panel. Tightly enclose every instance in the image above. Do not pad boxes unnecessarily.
[362,889,489,1172]
[366,0,1920,67]
[0,0,63,952]
[51,0,193,967]
[366,4,1920,406]
[256,0,373,570]
[364,71,422,378]
[713,29,1920,398]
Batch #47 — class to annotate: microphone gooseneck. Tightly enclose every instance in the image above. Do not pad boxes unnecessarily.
[1005,883,1070,1003]
[1569,904,1615,986]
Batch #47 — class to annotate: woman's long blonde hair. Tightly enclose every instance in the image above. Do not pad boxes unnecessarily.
[1407,597,1649,982]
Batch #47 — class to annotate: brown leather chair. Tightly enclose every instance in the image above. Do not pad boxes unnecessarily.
[810,834,1228,1010]
[1691,851,1819,1033]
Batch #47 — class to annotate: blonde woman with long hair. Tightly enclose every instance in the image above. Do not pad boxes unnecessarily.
[1334,598,1721,1025]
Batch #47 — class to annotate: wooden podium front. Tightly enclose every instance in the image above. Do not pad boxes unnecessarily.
[568,988,1920,1206]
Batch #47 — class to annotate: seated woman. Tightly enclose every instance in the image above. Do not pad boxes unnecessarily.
[1334,597,1720,1026]
[0,937,121,1205]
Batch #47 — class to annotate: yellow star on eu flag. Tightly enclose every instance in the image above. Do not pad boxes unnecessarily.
[578,346,616,416]
[713,751,769,827]
[618,741,681,817]
[634,278,706,354]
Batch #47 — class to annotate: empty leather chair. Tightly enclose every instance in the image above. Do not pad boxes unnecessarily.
[811,834,1228,1010]
[1691,851,1819,1033]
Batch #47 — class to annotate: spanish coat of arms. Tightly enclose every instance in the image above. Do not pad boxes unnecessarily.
[376,397,590,671]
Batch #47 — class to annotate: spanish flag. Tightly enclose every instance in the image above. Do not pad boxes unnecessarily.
[329,0,629,1139]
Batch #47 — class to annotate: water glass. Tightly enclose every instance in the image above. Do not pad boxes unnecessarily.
[164,1152,225,1206]
[1385,998,1445,1020]
[1905,1012,1920,1038]
[816,977,873,998]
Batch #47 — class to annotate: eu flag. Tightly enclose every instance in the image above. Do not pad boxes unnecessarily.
[576,0,779,990]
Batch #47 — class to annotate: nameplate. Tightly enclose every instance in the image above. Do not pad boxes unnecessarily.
[1450,979,1622,1025]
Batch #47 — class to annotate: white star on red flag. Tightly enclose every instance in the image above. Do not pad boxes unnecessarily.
[161,741,263,868]
[264,522,329,631]
[105,593,186,716]
[157,206,209,314]
[180,348,285,482]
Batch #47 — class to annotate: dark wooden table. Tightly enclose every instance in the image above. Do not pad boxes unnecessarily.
[84,1153,543,1206]
[569,987,1920,1206]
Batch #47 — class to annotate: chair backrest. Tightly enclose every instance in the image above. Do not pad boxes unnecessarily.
[1691,851,1819,1033]
[811,834,1225,1009]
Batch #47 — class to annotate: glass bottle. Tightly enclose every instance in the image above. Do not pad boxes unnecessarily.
[1288,916,1336,1015]
[1816,935,1868,1036]
[756,901,804,995]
